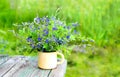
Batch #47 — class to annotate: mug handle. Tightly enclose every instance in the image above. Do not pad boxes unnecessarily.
[57,52,65,65]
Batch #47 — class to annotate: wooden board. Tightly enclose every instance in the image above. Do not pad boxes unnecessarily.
[0,55,9,65]
[0,55,67,77]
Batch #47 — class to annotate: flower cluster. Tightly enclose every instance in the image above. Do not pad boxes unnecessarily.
[15,16,79,52]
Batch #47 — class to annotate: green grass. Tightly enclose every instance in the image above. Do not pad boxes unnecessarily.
[0,0,120,47]
[0,0,120,77]
[66,48,120,77]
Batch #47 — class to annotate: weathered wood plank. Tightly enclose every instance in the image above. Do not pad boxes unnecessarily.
[0,55,9,65]
[0,56,25,77]
[29,69,40,77]
[48,60,67,77]
[12,57,50,77]
[27,56,38,67]
[29,69,51,77]
[12,64,50,77]
[12,65,36,77]
[0,55,67,77]
[28,56,51,77]
[3,57,29,77]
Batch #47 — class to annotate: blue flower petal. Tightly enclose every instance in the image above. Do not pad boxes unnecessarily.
[45,39,49,43]
[38,37,42,41]
[34,17,40,24]
[26,36,32,42]
[66,35,70,39]
[52,27,57,30]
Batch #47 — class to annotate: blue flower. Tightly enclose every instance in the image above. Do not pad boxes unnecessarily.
[55,38,64,45]
[74,30,77,34]
[34,17,40,24]
[26,36,32,42]
[67,26,70,29]
[57,40,63,45]
[30,44,35,49]
[41,17,45,22]
[46,17,49,23]
[36,44,41,48]
[66,35,70,39]
[52,27,57,30]
[51,16,56,20]
[45,39,49,43]
[45,31,49,35]
[29,25,34,30]
[43,29,49,35]
[38,37,42,41]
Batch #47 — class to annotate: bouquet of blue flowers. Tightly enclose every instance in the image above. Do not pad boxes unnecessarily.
[14,16,79,52]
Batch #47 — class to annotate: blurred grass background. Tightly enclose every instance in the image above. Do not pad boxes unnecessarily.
[0,0,120,77]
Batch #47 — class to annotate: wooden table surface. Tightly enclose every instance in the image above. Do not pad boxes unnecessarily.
[0,55,67,77]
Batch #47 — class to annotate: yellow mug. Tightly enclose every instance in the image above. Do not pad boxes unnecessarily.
[38,51,64,69]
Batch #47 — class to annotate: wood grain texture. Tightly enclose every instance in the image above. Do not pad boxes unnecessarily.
[12,65,36,77]
[3,57,29,77]
[0,55,67,77]
[48,60,67,77]
[0,57,21,77]
[0,55,9,65]
[28,56,51,77]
